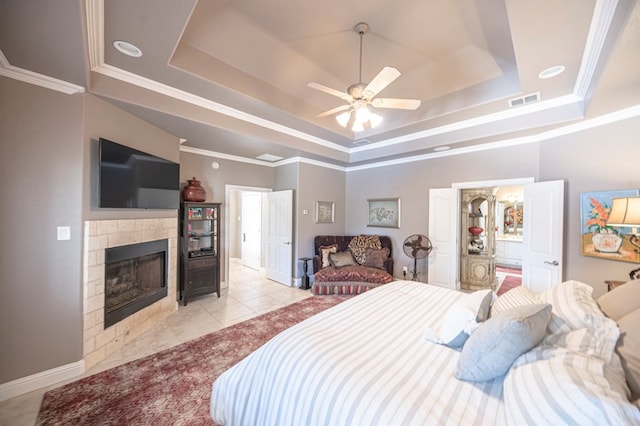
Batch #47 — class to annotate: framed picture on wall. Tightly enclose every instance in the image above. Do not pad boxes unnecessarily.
[580,188,640,263]
[315,201,335,223]
[367,198,401,228]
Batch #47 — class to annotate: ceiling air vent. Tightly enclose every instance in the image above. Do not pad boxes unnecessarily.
[353,139,371,146]
[508,92,540,108]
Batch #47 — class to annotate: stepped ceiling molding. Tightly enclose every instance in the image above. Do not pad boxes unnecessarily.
[1,0,639,169]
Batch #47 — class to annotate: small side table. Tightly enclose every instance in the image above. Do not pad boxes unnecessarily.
[605,280,625,292]
[299,257,313,290]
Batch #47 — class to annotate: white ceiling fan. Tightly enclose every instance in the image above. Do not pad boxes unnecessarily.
[309,22,421,132]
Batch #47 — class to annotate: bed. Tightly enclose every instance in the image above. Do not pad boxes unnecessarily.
[210,280,640,425]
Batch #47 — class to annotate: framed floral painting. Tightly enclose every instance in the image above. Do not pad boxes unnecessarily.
[367,198,401,228]
[315,201,335,223]
[580,189,640,263]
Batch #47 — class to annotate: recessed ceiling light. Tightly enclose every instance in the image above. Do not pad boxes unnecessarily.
[538,65,565,79]
[434,146,450,152]
[256,153,283,162]
[113,40,142,58]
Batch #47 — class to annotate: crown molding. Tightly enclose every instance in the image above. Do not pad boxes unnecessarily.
[85,0,618,158]
[0,50,84,95]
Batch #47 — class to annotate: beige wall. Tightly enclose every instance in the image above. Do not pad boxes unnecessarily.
[0,77,84,383]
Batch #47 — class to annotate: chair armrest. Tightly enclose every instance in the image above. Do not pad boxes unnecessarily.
[384,258,394,276]
[312,255,322,274]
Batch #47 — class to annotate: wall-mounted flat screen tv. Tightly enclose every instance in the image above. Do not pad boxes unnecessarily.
[99,138,180,209]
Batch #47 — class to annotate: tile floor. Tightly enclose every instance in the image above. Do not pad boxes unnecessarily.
[0,259,311,426]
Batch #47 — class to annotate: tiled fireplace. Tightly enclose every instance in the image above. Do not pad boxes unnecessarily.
[83,218,178,369]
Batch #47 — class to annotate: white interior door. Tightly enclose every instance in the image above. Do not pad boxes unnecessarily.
[241,192,261,270]
[522,180,564,293]
[265,190,293,286]
[428,188,460,289]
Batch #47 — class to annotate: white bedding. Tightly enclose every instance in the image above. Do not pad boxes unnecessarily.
[210,281,506,425]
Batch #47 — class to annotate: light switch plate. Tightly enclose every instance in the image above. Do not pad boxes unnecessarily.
[57,226,71,241]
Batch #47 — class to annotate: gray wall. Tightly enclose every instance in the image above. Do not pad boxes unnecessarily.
[83,94,180,220]
[346,144,539,281]
[179,151,275,281]
[0,79,183,385]
[297,163,346,276]
[0,77,84,383]
[345,121,639,296]
[538,116,640,297]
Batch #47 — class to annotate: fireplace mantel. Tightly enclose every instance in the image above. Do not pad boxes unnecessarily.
[83,218,177,369]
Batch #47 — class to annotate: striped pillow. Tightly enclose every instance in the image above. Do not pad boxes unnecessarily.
[504,352,640,425]
[490,285,540,316]
[538,280,609,334]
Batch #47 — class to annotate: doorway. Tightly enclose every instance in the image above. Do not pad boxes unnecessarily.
[428,178,564,292]
[225,185,271,288]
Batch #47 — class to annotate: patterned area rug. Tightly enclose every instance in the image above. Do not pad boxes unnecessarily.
[497,275,522,296]
[36,295,351,425]
[496,265,522,275]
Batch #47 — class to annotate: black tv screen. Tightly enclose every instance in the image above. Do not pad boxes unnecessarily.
[99,138,180,209]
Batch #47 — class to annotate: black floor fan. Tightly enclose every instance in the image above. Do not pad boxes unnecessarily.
[402,234,433,281]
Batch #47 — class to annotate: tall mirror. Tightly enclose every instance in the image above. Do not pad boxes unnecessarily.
[502,201,523,236]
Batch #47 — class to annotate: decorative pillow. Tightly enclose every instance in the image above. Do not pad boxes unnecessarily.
[319,244,338,268]
[516,323,620,367]
[538,280,609,334]
[424,289,493,349]
[313,264,393,284]
[362,247,390,270]
[597,279,640,320]
[504,352,640,425]
[456,303,552,382]
[329,251,357,267]
[491,285,540,316]
[348,235,382,265]
[616,308,640,400]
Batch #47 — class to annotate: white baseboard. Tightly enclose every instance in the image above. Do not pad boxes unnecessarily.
[0,360,85,402]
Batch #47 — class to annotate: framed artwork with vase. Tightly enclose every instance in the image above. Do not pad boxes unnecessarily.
[580,189,640,263]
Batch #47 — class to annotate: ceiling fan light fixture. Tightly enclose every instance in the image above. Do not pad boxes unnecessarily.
[352,121,364,132]
[355,105,371,123]
[369,113,383,128]
[336,111,351,127]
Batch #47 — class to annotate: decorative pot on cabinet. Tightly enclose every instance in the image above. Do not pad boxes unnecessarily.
[468,226,484,236]
[182,177,207,202]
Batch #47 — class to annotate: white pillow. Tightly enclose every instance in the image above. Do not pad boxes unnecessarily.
[538,280,609,334]
[423,289,493,348]
[491,285,540,316]
[504,352,640,425]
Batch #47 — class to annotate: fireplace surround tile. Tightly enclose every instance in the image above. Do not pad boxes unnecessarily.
[82,218,178,370]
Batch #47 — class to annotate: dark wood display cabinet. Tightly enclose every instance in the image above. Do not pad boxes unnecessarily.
[180,202,221,305]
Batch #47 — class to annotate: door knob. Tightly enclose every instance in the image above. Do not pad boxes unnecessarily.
[544,260,559,266]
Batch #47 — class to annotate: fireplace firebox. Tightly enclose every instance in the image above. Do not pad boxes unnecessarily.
[104,239,169,328]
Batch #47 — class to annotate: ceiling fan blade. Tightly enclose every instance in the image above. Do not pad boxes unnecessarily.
[371,97,421,110]
[308,82,352,102]
[316,104,351,118]
[363,66,401,98]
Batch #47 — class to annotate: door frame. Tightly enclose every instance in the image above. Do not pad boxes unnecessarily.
[224,184,272,288]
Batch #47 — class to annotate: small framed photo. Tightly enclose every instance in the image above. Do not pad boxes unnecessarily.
[315,201,335,224]
[367,198,401,228]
